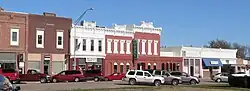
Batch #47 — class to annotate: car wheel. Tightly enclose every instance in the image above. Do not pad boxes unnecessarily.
[171,79,179,86]
[40,78,47,83]
[104,78,109,81]
[190,79,197,85]
[74,77,80,82]
[52,78,57,83]
[216,78,222,83]
[154,80,161,86]
[94,77,99,82]
[129,79,136,85]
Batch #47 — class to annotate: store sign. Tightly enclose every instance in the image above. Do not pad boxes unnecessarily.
[86,58,97,62]
[210,61,219,65]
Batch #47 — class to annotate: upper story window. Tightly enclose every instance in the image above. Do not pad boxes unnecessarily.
[126,40,131,54]
[10,28,19,46]
[98,40,102,52]
[114,40,119,53]
[75,39,80,50]
[153,40,158,55]
[56,31,63,49]
[107,39,112,53]
[36,30,44,48]
[82,39,86,51]
[91,40,94,51]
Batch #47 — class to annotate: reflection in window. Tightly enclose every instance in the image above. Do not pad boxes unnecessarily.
[173,63,176,71]
[153,65,156,70]
[161,63,165,70]
[148,65,151,69]
[120,65,124,73]
[126,65,129,72]
[166,63,169,71]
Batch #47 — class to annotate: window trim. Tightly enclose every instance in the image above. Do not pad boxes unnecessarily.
[82,39,86,51]
[10,28,19,46]
[36,30,44,48]
[90,39,94,51]
[56,31,63,49]
[98,40,102,52]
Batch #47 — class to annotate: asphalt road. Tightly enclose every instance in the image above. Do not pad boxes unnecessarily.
[17,80,228,91]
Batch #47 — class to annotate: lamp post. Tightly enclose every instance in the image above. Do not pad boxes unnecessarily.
[73,8,94,70]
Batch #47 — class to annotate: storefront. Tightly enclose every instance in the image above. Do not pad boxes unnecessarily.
[73,58,103,71]
[0,53,17,69]
[202,58,223,78]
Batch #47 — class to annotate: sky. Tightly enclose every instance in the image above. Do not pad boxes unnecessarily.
[1,0,250,47]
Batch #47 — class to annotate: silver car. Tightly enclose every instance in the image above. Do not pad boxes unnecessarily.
[144,69,181,85]
[212,73,229,83]
[170,71,200,85]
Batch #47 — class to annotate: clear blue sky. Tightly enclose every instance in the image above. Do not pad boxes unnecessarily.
[1,0,250,47]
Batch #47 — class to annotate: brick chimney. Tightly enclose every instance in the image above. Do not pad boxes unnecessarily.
[43,12,56,17]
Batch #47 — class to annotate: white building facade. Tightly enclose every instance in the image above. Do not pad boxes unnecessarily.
[70,21,106,70]
[161,46,237,78]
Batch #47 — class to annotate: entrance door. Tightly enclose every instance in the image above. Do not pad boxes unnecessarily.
[190,66,194,76]
[44,58,50,75]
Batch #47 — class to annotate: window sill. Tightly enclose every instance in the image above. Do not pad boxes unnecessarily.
[36,46,44,49]
[10,45,19,47]
[56,48,64,50]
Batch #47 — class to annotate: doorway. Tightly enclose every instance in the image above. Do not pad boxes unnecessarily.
[44,58,50,75]
[190,66,194,76]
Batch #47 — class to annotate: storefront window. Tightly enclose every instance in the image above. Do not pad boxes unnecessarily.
[166,63,169,71]
[126,65,129,72]
[170,63,172,71]
[173,63,176,71]
[114,65,117,73]
[153,65,156,70]
[161,63,165,70]
[120,65,124,73]
[177,63,180,71]
[148,65,151,69]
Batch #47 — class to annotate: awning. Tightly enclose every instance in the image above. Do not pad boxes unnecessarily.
[202,58,223,67]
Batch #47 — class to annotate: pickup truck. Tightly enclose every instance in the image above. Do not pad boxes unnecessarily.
[19,69,50,83]
[0,69,20,84]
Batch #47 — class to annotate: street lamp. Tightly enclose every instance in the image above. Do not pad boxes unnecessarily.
[73,8,94,70]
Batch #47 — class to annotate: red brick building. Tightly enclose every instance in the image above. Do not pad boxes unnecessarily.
[103,21,183,76]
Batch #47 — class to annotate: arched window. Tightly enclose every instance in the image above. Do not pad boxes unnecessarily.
[166,63,169,71]
[170,63,172,71]
[173,63,176,71]
[161,63,165,70]
[148,63,151,69]
[120,63,124,73]
[114,62,118,73]
[153,63,157,70]
[177,63,180,71]
[126,63,130,72]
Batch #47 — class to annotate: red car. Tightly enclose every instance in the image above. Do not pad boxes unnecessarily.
[0,69,20,83]
[19,69,50,83]
[103,73,125,81]
[51,70,85,83]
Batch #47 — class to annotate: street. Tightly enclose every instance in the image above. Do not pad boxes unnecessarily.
[17,79,228,91]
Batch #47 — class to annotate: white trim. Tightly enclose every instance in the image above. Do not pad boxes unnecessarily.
[126,40,131,54]
[126,63,130,65]
[148,63,151,65]
[137,39,140,54]
[148,40,152,55]
[120,40,125,54]
[114,62,118,65]
[36,30,44,48]
[107,39,112,53]
[153,40,158,55]
[120,63,124,65]
[153,63,157,65]
[56,31,64,49]
[141,39,146,54]
[10,28,19,46]
[113,39,119,53]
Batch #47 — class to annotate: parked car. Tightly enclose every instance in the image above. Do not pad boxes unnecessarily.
[0,69,20,84]
[0,74,20,91]
[51,70,85,83]
[82,69,104,82]
[19,69,50,83]
[231,72,250,77]
[170,71,200,85]
[144,69,181,85]
[103,73,125,81]
[123,70,165,86]
[212,73,229,82]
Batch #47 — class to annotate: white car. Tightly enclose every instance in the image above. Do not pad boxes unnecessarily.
[123,70,165,86]
[212,73,230,82]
